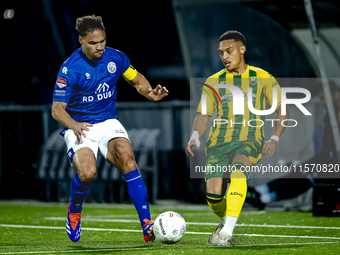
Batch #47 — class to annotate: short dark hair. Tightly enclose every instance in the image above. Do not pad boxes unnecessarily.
[75,14,105,37]
[219,30,246,45]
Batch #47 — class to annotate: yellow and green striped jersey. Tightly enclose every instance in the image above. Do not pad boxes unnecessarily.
[197,65,282,153]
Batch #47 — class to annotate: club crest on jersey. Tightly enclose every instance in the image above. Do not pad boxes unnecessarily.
[56,77,66,89]
[107,62,116,74]
[249,77,258,86]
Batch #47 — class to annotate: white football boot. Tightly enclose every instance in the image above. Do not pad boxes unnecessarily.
[208,223,224,245]
[216,230,232,246]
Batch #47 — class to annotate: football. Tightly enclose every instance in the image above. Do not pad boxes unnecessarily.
[153,211,186,244]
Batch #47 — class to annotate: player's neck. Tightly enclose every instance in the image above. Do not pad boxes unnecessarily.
[80,47,101,66]
[228,62,247,75]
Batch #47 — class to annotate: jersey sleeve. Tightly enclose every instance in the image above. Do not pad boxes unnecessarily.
[262,73,282,107]
[118,51,137,81]
[52,64,77,103]
[197,78,215,115]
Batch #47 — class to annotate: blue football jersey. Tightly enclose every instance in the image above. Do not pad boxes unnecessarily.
[53,46,136,124]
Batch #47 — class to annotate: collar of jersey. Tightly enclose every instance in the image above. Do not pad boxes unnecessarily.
[79,47,102,67]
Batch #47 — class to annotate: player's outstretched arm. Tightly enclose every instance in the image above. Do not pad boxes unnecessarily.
[51,101,93,143]
[186,113,211,157]
[129,72,169,101]
[262,105,289,158]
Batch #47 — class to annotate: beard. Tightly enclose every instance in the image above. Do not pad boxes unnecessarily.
[92,51,104,60]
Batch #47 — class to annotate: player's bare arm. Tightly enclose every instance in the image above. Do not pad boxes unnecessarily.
[186,113,211,157]
[51,101,93,143]
[129,72,169,101]
[262,105,289,158]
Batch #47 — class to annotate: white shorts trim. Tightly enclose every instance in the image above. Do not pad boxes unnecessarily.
[64,119,130,164]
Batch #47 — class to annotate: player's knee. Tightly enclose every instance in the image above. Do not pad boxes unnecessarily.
[78,166,96,183]
[108,139,137,171]
[206,178,223,195]
[120,153,137,171]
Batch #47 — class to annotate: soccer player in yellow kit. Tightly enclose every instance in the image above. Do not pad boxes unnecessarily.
[186,31,289,246]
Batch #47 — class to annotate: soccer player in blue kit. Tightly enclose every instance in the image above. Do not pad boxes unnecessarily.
[51,15,168,243]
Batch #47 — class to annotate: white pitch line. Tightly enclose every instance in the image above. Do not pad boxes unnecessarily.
[0,242,338,255]
[0,247,158,255]
[236,223,340,230]
[0,224,139,232]
[83,211,265,218]
[229,241,338,247]
[233,233,340,240]
[44,217,340,230]
[1,224,340,240]
[45,217,141,223]
[185,231,340,240]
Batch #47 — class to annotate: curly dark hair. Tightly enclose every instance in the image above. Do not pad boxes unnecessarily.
[75,14,105,37]
[219,30,246,46]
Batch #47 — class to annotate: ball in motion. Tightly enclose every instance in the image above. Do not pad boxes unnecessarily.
[153,211,186,244]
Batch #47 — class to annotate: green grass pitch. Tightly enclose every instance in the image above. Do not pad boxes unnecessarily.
[0,201,339,254]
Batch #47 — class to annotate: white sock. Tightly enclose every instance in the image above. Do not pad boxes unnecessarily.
[221,215,238,236]
[221,217,226,225]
